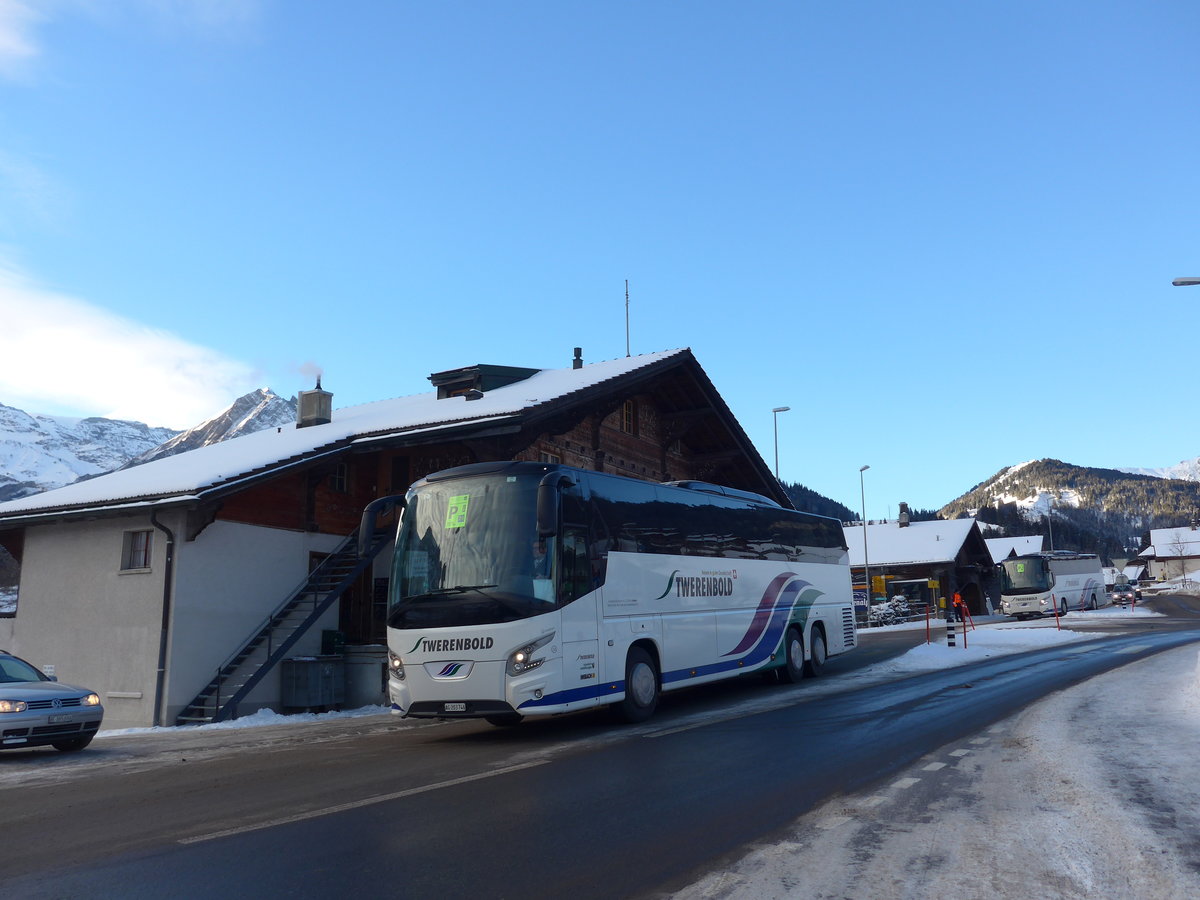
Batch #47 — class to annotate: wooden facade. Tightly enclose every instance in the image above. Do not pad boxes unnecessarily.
[131,353,786,645]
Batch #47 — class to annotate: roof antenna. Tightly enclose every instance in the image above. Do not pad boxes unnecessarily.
[625,279,630,357]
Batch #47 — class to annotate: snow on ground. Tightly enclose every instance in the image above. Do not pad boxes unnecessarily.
[862,605,1161,675]
[97,702,391,738]
[675,609,1200,900]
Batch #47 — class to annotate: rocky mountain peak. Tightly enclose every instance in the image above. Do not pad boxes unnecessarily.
[0,389,298,501]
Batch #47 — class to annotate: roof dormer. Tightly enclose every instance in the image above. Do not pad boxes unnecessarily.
[428,364,539,399]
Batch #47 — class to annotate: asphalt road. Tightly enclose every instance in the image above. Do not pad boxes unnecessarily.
[3,595,1197,899]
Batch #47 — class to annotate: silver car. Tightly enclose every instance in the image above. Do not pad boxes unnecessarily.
[0,651,104,752]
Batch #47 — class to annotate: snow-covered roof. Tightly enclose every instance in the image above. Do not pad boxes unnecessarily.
[0,349,688,521]
[844,518,983,568]
[984,535,1044,564]
[1141,526,1200,559]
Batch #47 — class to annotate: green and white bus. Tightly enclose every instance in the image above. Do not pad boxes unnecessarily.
[362,461,857,725]
[998,551,1108,619]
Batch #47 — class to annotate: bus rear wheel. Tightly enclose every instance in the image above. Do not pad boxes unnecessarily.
[617,647,659,723]
[805,628,827,677]
[781,626,805,683]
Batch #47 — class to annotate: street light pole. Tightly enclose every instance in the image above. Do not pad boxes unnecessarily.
[772,407,790,479]
[859,465,870,617]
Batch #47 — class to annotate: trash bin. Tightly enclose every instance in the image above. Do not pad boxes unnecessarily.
[343,644,388,708]
[281,656,345,710]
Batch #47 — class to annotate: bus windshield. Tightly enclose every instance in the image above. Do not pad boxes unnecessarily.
[999,557,1052,594]
[388,473,558,629]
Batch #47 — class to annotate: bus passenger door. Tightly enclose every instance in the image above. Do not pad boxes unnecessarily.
[560,525,600,693]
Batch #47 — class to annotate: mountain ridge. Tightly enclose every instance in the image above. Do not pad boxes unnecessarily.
[939,457,1200,559]
[0,390,296,502]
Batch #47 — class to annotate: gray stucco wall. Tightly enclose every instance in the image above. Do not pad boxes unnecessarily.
[11,515,168,729]
[9,513,345,729]
[166,519,342,724]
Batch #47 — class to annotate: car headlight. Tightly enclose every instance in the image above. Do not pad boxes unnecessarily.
[387,650,405,681]
[0,699,28,713]
[81,693,101,707]
[506,632,554,677]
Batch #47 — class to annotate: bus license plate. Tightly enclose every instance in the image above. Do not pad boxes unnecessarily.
[443,702,466,713]
[48,714,74,724]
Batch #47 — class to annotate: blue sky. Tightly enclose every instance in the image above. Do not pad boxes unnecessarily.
[0,0,1197,517]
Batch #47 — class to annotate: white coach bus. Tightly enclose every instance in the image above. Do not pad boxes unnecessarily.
[998,551,1108,619]
[360,461,857,725]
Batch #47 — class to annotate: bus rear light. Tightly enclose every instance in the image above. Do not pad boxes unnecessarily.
[388,650,405,681]
[507,632,554,677]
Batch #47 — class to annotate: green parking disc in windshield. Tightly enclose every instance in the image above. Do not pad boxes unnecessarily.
[445,494,470,529]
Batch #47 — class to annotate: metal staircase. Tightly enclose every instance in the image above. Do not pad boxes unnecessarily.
[174,525,391,726]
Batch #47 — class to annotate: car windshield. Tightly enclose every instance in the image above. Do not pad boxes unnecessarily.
[0,655,47,683]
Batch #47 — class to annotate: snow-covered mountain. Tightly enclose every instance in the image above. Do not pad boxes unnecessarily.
[0,389,297,502]
[940,458,1200,558]
[125,388,296,467]
[1117,457,1200,482]
[0,404,180,502]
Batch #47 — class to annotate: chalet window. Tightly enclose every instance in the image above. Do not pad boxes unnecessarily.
[539,451,561,464]
[622,400,638,435]
[120,530,152,571]
[330,463,349,493]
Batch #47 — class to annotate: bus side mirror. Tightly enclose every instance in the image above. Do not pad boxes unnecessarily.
[537,472,574,537]
[359,495,406,557]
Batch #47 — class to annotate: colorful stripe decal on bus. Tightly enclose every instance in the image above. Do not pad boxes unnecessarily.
[517,573,825,709]
[722,572,794,656]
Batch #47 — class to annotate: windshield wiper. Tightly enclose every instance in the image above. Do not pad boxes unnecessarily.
[427,583,500,595]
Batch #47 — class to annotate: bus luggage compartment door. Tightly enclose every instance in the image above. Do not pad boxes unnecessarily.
[564,640,599,690]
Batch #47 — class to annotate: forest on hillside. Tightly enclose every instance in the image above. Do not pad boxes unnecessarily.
[939,459,1200,562]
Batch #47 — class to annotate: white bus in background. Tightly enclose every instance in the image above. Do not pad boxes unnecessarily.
[998,551,1109,619]
[360,461,857,725]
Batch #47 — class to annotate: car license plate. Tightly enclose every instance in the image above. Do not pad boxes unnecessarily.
[48,714,74,724]
[443,702,467,713]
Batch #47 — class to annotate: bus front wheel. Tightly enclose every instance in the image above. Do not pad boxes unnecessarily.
[805,628,827,677]
[617,647,659,723]
[781,627,805,683]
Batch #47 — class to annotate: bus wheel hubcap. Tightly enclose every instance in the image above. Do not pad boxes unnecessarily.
[631,664,655,705]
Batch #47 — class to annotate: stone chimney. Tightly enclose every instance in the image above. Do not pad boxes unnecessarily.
[898,502,910,528]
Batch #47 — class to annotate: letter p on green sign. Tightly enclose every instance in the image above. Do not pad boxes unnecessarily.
[445,494,470,529]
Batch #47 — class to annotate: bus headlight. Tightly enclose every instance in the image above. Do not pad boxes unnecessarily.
[507,632,555,677]
[1038,597,1050,608]
[388,649,405,681]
